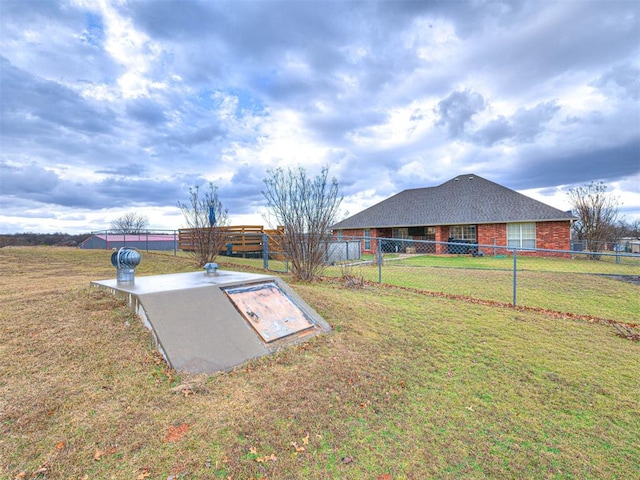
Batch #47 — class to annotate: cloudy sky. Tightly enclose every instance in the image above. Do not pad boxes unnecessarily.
[1,0,639,234]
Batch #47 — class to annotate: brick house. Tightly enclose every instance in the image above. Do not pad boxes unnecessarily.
[332,174,575,256]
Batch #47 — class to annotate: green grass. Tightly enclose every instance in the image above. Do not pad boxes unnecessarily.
[384,252,640,274]
[1,247,639,479]
[319,254,640,323]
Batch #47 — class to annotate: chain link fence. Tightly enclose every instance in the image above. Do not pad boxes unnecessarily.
[311,236,639,324]
[97,229,636,324]
[80,229,180,254]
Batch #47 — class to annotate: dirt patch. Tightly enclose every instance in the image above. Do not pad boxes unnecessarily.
[607,275,640,286]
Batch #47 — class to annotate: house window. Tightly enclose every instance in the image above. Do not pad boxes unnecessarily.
[337,230,343,241]
[364,229,371,250]
[425,226,436,241]
[450,225,477,241]
[393,227,409,239]
[507,223,536,249]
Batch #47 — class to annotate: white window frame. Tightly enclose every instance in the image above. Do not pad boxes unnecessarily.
[364,229,371,250]
[507,223,536,249]
[450,225,477,241]
[393,227,409,239]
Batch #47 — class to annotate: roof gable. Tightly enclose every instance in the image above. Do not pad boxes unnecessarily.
[333,174,575,229]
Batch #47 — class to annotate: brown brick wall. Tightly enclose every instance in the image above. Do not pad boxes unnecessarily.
[337,228,380,254]
[335,221,572,256]
[435,226,449,254]
[535,220,572,255]
[477,223,508,256]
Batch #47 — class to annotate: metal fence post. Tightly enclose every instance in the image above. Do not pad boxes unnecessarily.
[263,233,269,270]
[512,248,518,306]
[378,240,383,283]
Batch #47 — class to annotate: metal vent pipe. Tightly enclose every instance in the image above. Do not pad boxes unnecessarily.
[111,247,141,284]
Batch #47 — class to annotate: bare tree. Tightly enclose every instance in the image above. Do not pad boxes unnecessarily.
[618,219,640,239]
[110,212,149,234]
[568,181,621,253]
[262,165,342,281]
[178,183,229,267]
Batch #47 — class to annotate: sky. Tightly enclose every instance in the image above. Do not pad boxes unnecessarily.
[1,0,639,235]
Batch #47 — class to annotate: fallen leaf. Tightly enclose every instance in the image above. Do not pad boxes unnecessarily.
[249,446,258,455]
[256,453,277,463]
[93,449,103,461]
[14,472,26,479]
[290,442,305,452]
[302,433,310,445]
[55,440,65,450]
[466,406,474,412]
[165,423,190,443]
[137,468,150,479]
[342,456,353,464]
[377,475,393,480]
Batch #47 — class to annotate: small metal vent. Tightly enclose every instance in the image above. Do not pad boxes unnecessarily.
[111,247,141,284]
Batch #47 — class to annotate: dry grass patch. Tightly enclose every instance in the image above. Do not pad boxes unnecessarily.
[1,247,639,479]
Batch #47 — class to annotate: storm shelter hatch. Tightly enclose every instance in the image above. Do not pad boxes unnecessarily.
[91,270,331,374]
[224,282,316,343]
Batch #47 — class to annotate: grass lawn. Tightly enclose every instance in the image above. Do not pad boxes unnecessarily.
[379,252,640,273]
[1,247,639,479]
[322,254,640,323]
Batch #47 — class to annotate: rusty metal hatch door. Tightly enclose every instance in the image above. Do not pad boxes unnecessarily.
[223,282,315,343]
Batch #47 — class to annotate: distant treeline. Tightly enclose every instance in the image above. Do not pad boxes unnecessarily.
[0,233,90,248]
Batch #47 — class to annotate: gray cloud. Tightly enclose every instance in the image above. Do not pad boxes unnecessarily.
[0,162,60,195]
[472,101,560,146]
[435,90,486,138]
[505,140,640,190]
[0,57,116,142]
[126,98,168,126]
[1,0,639,233]
[594,64,640,101]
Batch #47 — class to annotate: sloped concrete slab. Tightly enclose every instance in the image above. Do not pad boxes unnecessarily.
[91,270,330,373]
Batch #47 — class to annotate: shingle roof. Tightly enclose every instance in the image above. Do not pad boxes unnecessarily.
[333,174,575,229]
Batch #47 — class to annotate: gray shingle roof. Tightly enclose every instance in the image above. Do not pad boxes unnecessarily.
[333,174,575,229]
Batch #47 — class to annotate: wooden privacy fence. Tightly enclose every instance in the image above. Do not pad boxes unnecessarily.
[179,226,285,258]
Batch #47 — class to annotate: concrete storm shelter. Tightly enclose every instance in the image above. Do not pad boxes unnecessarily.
[92,266,331,374]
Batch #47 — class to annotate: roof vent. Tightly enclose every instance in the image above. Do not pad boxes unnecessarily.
[469,176,474,180]
[454,177,459,181]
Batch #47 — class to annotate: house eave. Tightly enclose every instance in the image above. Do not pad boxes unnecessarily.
[333,217,575,231]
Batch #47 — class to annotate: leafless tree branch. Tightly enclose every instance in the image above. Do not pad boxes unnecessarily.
[178,183,229,267]
[568,181,621,254]
[110,212,149,234]
[263,166,342,281]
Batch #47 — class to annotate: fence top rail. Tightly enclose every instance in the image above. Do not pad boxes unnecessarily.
[91,229,178,235]
[336,235,640,259]
[179,225,266,234]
